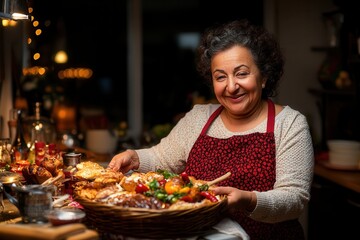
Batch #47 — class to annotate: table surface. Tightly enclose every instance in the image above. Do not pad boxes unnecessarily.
[0,198,240,240]
[314,161,360,193]
[0,199,21,223]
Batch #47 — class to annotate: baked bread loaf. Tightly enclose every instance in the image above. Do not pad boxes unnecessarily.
[22,164,53,184]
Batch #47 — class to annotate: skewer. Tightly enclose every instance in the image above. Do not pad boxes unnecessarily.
[41,173,63,186]
[207,172,231,186]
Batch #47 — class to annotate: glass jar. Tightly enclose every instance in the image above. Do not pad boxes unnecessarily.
[24,102,57,164]
[24,102,57,147]
[62,152,82,195]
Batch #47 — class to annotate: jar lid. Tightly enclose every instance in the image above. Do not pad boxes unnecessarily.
[63,152,82,157]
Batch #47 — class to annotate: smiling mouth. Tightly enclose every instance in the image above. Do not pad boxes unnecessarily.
[229,93,245,99]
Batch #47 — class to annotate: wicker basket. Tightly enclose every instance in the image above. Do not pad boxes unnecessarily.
[75,196,228,239]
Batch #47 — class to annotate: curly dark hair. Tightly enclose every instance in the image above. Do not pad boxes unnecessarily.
[196,19,284,98]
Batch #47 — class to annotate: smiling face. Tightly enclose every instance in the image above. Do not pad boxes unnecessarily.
[211,45,266,118]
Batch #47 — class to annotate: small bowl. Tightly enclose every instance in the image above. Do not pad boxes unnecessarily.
[45,208,86,226]
[327,140,360,152]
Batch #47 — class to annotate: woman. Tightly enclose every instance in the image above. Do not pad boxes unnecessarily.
[108,19,314,239]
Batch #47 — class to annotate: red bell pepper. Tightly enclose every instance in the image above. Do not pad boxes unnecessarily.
[180,172,190,184]
[135,183,149,194]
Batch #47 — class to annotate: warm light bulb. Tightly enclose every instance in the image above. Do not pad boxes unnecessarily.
[54,50,68,64]
[33,53,40,60]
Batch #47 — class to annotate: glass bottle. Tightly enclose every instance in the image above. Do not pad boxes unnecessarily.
[30,102,48,144]
[11,109,30,164]
[8,109,20,145]
[0,138,12,169]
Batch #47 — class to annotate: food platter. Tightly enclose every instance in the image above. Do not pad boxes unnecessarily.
[72,166,230,238]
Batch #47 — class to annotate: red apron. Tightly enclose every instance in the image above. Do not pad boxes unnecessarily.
[185,99,304,240]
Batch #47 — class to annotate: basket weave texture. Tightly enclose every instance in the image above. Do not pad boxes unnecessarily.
[75,196,228,239]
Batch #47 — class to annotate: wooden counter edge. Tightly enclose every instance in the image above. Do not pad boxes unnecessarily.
[314,162,360,193]
[58,143,112,165]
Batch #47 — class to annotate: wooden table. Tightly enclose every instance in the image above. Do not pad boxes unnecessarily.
[0,199,20,223]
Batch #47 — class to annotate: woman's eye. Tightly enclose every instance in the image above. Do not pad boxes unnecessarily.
[215,75,226,81]
[236,71,248,77]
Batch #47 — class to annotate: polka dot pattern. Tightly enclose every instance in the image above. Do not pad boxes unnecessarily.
[185,132,276,191]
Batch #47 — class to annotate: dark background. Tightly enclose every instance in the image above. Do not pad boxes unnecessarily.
[25,0,263,127]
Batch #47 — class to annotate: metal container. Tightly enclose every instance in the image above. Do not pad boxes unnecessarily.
[63,152,82,167]
[4,184,55,223]
[0,170,24,185]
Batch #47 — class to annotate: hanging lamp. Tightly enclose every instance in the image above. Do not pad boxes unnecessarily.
[0,0,29,20]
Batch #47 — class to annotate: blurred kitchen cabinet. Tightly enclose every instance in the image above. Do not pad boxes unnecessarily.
[308,175,360,240]
[308,88,359,150]
[309,3,360,151]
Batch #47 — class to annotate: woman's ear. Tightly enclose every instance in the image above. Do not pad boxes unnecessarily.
[261,78,267,89]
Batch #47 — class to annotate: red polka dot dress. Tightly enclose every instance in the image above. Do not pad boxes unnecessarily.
[185,99,304,240]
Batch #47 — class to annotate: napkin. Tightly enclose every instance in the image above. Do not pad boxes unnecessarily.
[210,218,249,240]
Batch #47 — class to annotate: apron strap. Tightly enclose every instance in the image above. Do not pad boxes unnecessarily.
[200,106,223,135]
[266,99,275,133]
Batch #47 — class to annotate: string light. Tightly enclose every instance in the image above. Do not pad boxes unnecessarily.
[23,3,92,80]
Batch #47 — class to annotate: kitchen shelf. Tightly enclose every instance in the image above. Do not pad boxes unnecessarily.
[308,87,359,150]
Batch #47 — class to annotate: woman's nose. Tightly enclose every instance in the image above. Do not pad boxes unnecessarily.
[227,77,239,93]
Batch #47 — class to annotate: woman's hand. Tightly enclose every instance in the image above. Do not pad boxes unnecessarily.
[107,149,140,173]
[212,186,257,213]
